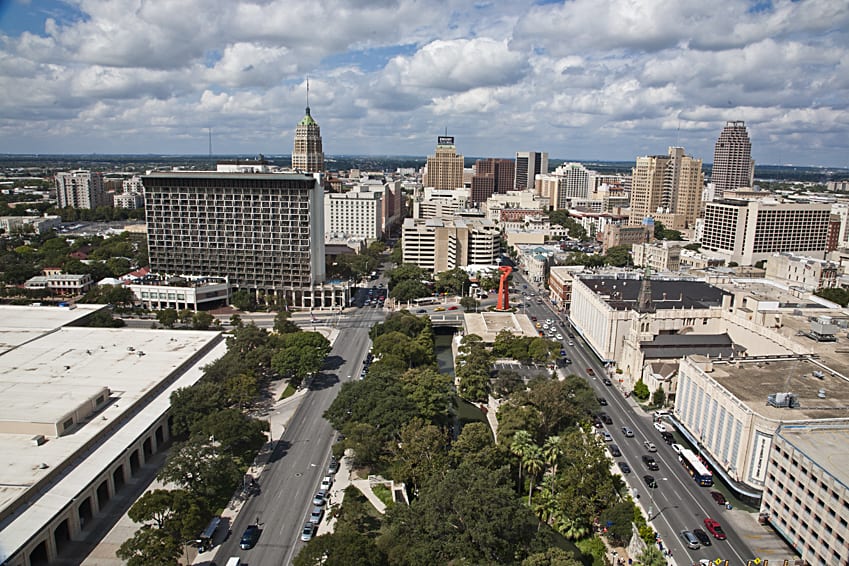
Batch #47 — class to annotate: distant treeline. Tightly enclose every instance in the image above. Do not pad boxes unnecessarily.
[1,154,847,182]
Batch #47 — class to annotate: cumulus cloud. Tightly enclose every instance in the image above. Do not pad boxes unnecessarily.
[0,0,846,165]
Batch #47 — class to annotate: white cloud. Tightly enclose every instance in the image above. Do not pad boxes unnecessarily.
[0,0,846,165]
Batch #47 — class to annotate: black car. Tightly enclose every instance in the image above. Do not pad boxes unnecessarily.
[692,528,712,546]
[660,431,674,444]
[642,455,659,471]
[603,378,613,386]
[643,474,657,488]
[617,461,631,474]
[609,444,622,457]
[599,412,612,425]
[240,524,261,550]
[598,397,608,406]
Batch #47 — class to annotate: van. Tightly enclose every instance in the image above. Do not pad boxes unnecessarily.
[197,516,221,552]
[226,558,242,566]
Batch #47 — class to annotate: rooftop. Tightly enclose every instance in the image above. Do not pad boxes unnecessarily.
[464,312,539,343]
[699,356,849,421]
[579,275,728,311]
[0,304,223,546]
[776,424,849,490]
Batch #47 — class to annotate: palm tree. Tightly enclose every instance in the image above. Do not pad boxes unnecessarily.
[636,545,666,566]
[554,514,590,541]
[523,444,545,505]
[510,430,533,490]
[541,435,562,476]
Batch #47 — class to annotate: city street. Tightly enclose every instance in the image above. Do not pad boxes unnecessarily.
[510,270,767,565]
[211,302,386,565]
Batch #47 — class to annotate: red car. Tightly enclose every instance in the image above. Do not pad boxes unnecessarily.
[448,305,459,310]
[703,517,727,540]
[710,491,726,505]
[587,368,595,376]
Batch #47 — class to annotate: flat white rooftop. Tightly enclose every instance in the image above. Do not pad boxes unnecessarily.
[0,305,224,558]
[0,304,104,354]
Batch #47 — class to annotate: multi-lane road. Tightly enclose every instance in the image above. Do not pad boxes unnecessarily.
[512,271,756,564]
[210,269,757,565]
[211,301,385,565]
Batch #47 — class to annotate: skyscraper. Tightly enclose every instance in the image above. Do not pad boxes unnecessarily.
[292,85,324,172]
[629,147,703,229]
[424,136,464,190]
[514,151,548,190]
[470,158,514,204]
[55,170,108,209]
[712,121,754,193]
[143,172,327,308]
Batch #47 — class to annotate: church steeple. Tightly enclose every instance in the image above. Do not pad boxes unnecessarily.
[637,265,655,313]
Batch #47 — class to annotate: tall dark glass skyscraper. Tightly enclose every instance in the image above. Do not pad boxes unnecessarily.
[712,121,754,193]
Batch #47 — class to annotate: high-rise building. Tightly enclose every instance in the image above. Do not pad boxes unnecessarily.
[538,163,592,210]
[55,170,108,209]
[629,147,703,229]
[402,217,500,273]
[143,172,328,308]
[423,136,464,190]
[292,101,324,173]
[712,121,754,192]
[514,151,548,190]
[470,158,514,204]
[700,199,832,265]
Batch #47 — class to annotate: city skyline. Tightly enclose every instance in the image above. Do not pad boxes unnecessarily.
[0,1,848,167]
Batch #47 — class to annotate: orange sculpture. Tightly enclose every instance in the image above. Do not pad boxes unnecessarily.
[495,265,512,311]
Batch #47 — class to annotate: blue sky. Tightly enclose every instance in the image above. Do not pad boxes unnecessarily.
[0,0,847,167]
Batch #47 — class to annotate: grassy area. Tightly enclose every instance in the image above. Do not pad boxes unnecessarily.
[372,483,394,507]
[278,383,296,400]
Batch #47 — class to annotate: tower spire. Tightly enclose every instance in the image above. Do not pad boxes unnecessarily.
[637,265,655,313]
[306,77,311,115]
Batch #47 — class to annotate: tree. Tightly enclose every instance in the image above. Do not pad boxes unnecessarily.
[85,309,127,328]
[492,369,525,398]
[128,489,210,542]
[157,439,243,506]
[522,547,583,566]
[116,525,181,566]
[389,418,449,493]
[448,421,502,470]
[636,545,667,566]
[599,500,637,546]
[523,444,545,504]
[434,267,469,296]
[169,383,227,440]
[604,245,632,267]
[231,289,256,311]
[633,378,650,400]
[229,313,243,327]
[192,409,268,463]
[192,311,214,330]
[815,287,849,307]
[341,422,386,469]
[273,309,301,334]
[225,372,259,410]
[399,367,453,424]
[651,386,666,408]
[271,331,331,385]
[459,296,479,312]
[293,529,389,566]
[156,308,178,328]
[378,463,541,565]
[389,278,431,302]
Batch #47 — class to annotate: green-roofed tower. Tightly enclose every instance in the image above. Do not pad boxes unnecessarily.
[292,79,324,172]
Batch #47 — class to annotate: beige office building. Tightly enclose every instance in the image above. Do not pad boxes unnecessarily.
[292,106,325,173]
[401,217,500,273]
[629,147,703,229]
[423,136,464,190]
[700,199,832,266]
[632,241,682,272]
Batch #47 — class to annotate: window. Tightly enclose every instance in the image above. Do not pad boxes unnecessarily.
[63,418,74,431]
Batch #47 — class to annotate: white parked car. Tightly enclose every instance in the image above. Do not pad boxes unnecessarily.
[653,421,668,433]
[671,443,683,455]
[320,475,333,490]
